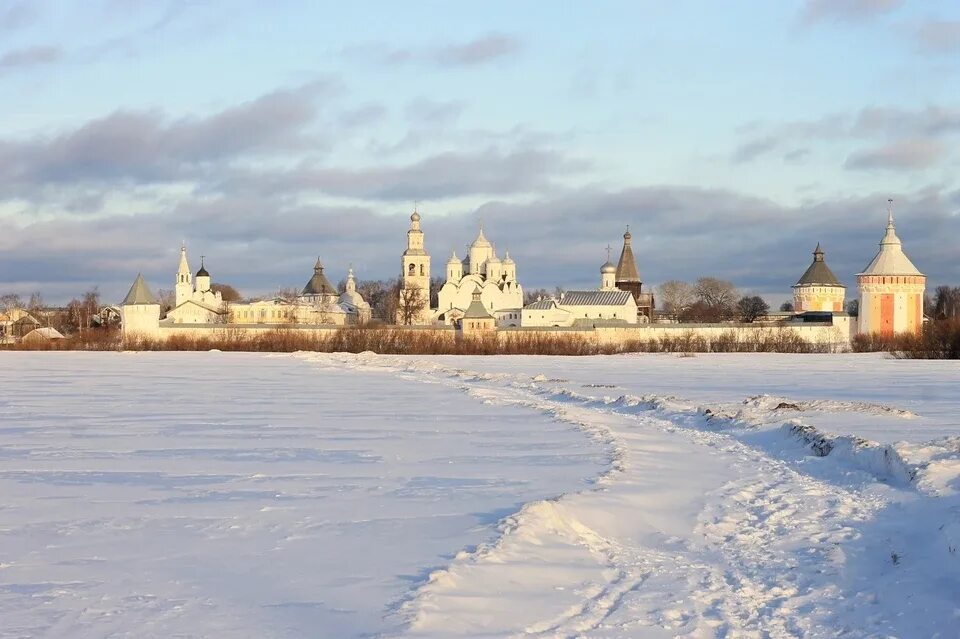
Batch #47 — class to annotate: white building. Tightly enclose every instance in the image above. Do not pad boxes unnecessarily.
[120,273,160,341]
[792,243,846,313]
[857,200,925,336]
[166,246,227,324]
[521,254,638,327]
[436,227,523,327]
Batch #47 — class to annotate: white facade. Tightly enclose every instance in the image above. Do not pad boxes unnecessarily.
[168,246,226,323]
[398,211,432,325]
[120,273,161,341]
[521,257,639,328]
[436,228,523,327]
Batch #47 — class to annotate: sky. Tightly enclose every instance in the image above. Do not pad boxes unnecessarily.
[0,0,958,305]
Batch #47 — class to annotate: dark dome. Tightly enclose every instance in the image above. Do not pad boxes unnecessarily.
[196,266,209,277]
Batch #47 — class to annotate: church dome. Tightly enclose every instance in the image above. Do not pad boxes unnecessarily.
[601,260,616,274]
[502,250,515,265]
[411,210,421,223]
[196,258,209,278]
[447,250,460,265]
[471,227,492,248]
[487,252,501,264]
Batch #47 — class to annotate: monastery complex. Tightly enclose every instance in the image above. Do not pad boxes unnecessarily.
[118,200,925,348]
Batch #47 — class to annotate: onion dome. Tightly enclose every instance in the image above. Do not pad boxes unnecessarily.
[487,251,501,264]
[196,256,209,278]
[447,250,460,265]
[411,210,421,223]
[601,260,617,274]
[502,250,515,265]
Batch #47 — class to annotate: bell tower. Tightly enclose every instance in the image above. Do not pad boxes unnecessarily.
[399,208,431,324]
[175,243,193,308]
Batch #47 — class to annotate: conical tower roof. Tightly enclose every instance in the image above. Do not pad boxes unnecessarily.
[463,286,493,319]
[302,259,337,296]
[615,226,640,283]
[794,243,843,287]
[859,201,923,277]
[122,273,158,305]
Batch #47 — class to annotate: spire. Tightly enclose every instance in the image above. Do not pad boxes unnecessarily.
[346,266,356,292]
[196,255,209,277]
[615,225,641,283]
[314,257,323,273]
[813,242,824,261]
[881,198,902,247]
[177,244,190,275]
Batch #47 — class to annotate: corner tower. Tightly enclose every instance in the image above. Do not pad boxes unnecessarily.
[792,243,845,312]
[399,209,431,324]
[857,200,925,336]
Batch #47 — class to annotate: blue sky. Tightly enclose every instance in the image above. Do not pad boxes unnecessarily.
[1,0,958,304]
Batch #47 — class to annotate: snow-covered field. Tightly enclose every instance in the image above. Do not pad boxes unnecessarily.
[1,352,958,638]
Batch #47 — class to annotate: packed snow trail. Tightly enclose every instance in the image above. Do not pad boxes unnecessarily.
[301,353,959,638]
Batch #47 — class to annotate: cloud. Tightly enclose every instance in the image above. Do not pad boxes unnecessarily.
[731,136,779,163]
[0,81,334,186]
[238,147,588,200]
[844,138,945,170]
[404,98,464,126]
[800,0,903,25]
[852,106,960,137]
[432,33,521,66]
[0,45,62,72]
[0,1,35,32]
[913,20,960,55]
[783,148,811,163]
[346,33,522,68]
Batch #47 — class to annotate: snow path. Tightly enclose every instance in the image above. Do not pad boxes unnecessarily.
[301,353,960,638]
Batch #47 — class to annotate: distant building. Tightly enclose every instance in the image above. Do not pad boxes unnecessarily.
[167,246,227,324]
[522,251,639,327]
[792,243,845,312]
[435,224,523,327]
[120,273,161,341]
[21,327,65,344]
[459,286,497,334]
[857,201,925,336]
[614,227,654,318]
[398,210,432,325]
[0,309,41,344]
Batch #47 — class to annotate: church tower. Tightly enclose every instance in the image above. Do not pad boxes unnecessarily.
[857,200,925,336]
[175,244,193,308]
[399,209,431,324]
[615,227,643,302]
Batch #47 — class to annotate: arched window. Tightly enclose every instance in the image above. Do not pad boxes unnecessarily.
[408,263,416,276]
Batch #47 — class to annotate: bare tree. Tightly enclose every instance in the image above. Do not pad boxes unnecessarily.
[779,301,794,312]
[658,280,696,315]
[0,293,23,315]
[155,288,175,315]
[397,285,427,325]
[737,295,770,322]
[524,288,551,305]
[933,286,960,320]
[211,283,242,302]
[693,277,738,320]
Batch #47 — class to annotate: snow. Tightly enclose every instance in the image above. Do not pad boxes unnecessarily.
[1,351,959,637]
